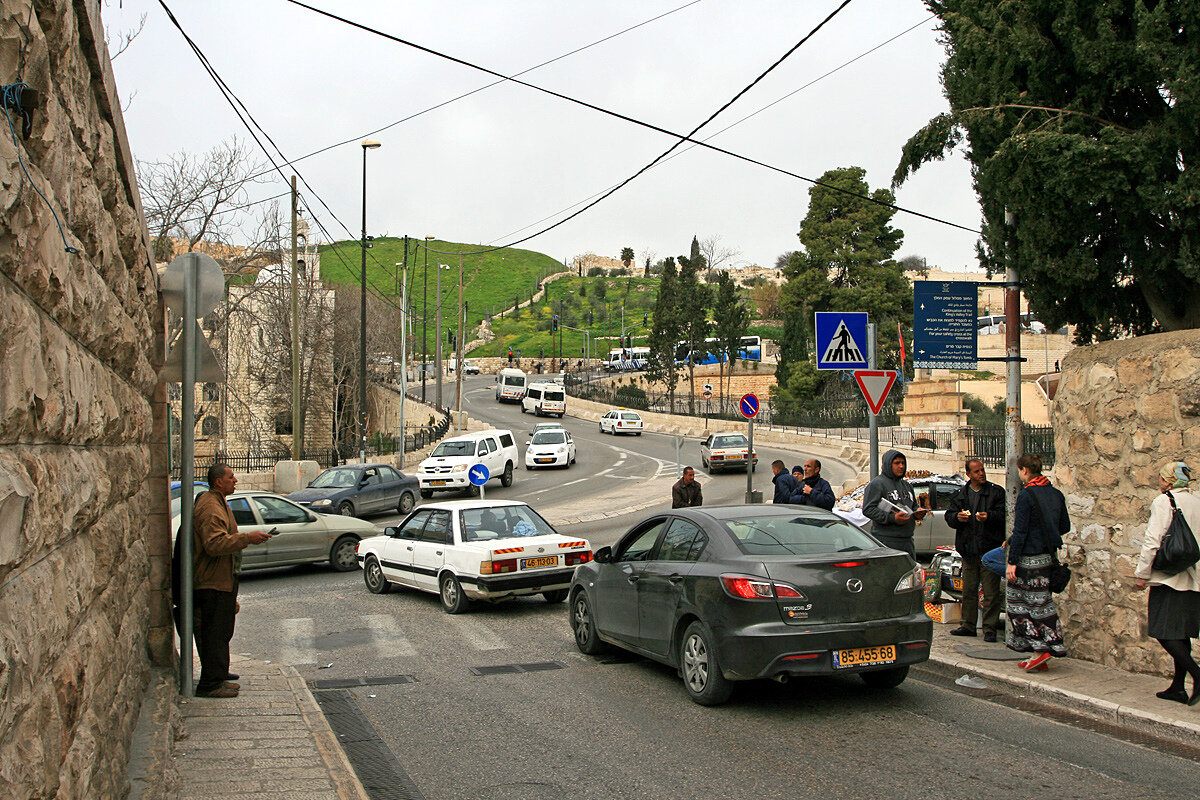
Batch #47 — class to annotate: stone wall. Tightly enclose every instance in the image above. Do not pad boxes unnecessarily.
[1052,329,1200,675]
[0,2,166,798]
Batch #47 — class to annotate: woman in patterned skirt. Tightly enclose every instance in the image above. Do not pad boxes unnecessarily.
[1006,454,1071,671]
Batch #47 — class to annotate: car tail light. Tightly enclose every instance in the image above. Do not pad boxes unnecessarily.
[564,551,592,566]
[721,575,807,600]
[480,558,518,575]
[833,561,866,568]
[894,564,923,593]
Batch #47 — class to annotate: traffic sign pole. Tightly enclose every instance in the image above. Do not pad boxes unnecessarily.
[868,323,878,480]
[746,417,755,503]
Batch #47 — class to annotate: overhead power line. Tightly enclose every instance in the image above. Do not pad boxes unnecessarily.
[285,0,981,242]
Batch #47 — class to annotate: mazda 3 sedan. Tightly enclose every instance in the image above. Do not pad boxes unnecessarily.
[568,505,930,705]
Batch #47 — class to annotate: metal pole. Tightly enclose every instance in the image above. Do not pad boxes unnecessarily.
[359,148,368,463]
[675,435,682,478]
[179,253,198,696]
[455,253,464,432]
[745,418,755,502]
[1004,247,1023,540]
[422,238,429,402]
[435,262,443,408]
[398,254,408,464]
[868,322,879,479]
[290,175,300,457]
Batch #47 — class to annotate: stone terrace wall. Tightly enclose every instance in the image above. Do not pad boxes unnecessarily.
[0,2,166,798]
[1052,330,1200,675]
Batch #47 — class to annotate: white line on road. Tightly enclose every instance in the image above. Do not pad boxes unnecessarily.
[280,618,316,666]
[363,614,418,658]
[445,615,509,650]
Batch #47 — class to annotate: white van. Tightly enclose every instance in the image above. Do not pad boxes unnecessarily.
[417,429,519,497]
[522,382,566,417]
[495,368,527,403]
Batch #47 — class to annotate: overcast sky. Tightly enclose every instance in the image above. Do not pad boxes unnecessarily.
[109,0,983,274]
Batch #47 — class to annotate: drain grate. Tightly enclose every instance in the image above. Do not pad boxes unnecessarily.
[312,689,426,800]
[469,661,566,676]
[309,675,417,690]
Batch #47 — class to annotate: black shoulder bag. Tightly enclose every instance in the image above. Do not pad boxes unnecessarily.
[1152,492,1200,575]
[1029,492,1072,593]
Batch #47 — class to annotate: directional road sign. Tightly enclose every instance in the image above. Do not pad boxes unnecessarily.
[853,370,899,415]
[815,312,869,370]
[702,383,714,393]
[739,393,760,419]
[913,281,978,369]
[468,464,491,486]
[161,252,226,317]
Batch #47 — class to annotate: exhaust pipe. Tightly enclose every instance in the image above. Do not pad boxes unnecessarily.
[772,673,789,684]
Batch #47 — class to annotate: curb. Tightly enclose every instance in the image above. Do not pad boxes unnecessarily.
[924,653,1200,746]
[283,665,371,800]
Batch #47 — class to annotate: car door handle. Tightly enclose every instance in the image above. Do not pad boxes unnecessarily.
[436,551,443,556]
[627,575,639,584]
[406,546,413,551]
[668,574,684,583]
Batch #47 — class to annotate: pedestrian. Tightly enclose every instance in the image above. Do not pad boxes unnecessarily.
[770,460,800,504]
[1006,454,1070,671]
[945,458,1006,641]
[1133,461,1200,705]
[672,466,703,508]
[862,449,928,556]
[190,463,271,697]
[791,459,835,511]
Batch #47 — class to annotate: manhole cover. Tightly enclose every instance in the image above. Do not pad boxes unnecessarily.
[956,644,1024,661]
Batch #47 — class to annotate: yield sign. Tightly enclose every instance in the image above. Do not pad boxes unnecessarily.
[853,370,898,415]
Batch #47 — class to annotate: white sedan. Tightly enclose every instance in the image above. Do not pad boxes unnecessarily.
[525,429,576,469]
[599,409,643,435]
[357,500,592,613]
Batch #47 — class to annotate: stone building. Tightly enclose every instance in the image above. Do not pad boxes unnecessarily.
[0,2,169,797]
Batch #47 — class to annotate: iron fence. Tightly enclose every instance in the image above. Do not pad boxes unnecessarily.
[964,425,1056,467]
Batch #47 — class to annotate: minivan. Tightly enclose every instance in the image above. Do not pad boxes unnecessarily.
[495,368,527,403]
[522,382,566,417]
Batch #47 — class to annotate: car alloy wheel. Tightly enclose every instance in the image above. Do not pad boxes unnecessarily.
[501,462,514,487]
[338,501,355,516]
[363,556,392,594]
[439,573,470,614]
[680,621,732,705]
[329,536,359,572]
[571,591,605,655]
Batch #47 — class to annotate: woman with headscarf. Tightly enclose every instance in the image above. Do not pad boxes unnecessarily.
[1134,461,1200,705]
[1006,454,1070,671]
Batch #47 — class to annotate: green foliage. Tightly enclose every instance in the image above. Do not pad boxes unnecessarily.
[615,383,647,407]
[620,247,635,268]
[712,271,751,370]
[647,259,682,399]
[586,266,605,277]
[963,394,1006,427]
[594,280,607,301]
[896,1,1200,340]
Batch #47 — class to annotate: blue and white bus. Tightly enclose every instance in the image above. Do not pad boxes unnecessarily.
[674,336,762,365]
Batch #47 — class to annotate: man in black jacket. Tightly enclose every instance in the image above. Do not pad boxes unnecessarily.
[944,459,1006,641]
[671,467,703,508]
[770,460,800,504]
[791,459,836,510]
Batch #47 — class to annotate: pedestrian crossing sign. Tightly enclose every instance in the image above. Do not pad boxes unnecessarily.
[815,312,869,370]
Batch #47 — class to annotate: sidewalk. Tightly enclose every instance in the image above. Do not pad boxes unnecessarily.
[925,622,1200,744]
[172,654,368,800]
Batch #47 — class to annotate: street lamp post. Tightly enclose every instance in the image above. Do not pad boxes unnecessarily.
[436,262,449,408]
[359,139,381,463]
[422,235,433,402]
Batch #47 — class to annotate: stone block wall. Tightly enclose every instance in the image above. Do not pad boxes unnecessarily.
[0,2,166,798]
[1052,329,1200,675]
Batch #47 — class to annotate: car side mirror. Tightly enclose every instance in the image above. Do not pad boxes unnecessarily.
[306,512,317,522]
[384,526,398,537]
[593,546,613,564]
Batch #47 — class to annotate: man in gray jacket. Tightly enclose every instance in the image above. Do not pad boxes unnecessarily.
[862,449,927,556]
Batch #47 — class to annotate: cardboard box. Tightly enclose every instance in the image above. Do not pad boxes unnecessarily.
[924,601,962,624]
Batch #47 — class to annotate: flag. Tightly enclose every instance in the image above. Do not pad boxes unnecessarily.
[897,322,907,383]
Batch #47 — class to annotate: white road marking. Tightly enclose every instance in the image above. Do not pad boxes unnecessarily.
[446,615,509,650]
[363,614,418,658]
[280,618,316,666]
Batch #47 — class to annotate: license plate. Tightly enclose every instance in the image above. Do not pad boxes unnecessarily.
[536,458,554,464]
[833,645,896,669]
[429,480,447,486]
[952,577,963,590]
[521,556,558,569]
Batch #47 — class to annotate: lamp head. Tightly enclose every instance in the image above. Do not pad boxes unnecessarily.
[361,139,382,150]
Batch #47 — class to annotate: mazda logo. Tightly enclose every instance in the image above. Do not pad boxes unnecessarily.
[846,579,863,593]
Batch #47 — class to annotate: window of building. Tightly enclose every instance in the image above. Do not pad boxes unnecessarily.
[200,416,219,437]
[202,382,219,402]
[274,410,293,436]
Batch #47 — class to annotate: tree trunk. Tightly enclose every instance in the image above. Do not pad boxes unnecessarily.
[1141,280,1200,332]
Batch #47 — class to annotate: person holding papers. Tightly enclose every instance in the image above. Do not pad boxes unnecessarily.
[863,449,927,556]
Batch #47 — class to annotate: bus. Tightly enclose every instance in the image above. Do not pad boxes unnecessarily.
[674,336,762,365]
[603,347,650,371]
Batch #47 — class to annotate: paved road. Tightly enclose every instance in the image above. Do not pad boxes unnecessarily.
[227,379,1200,799]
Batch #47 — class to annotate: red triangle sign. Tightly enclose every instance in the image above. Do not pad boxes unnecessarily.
[853,370,898,415]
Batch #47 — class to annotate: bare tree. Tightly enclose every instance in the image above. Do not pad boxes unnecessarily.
[698,235,741,271]
[750,282,782,320]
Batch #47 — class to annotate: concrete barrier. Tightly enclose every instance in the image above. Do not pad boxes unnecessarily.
[274,460,321,494]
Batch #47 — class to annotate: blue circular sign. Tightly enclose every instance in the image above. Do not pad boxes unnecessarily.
[739,393,760,419]
[468,464,491,486]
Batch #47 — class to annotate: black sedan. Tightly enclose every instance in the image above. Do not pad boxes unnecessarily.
[568,505,931,705]
[287,463,419,518]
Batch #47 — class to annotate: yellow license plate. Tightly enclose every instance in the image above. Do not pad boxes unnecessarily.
[522,556,558,569]
[536,458,554,463]
[952,577,963,590]
[833,645,896,669]
[429,480,447,486]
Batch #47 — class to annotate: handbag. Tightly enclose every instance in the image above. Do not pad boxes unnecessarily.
[1152,492,1200,575]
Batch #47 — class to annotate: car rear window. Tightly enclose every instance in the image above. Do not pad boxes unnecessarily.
[713,436,746,448]
[721,515,880,556]
[504,376,524,386]
[461,506,558,542]
[545,391,564,401]
[621,413,641,421]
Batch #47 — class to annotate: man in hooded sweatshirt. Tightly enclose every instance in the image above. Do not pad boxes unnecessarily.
[770,460,800,503]
[862,449,927,556]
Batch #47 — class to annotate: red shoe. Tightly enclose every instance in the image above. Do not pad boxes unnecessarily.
[1018,653,1052,672]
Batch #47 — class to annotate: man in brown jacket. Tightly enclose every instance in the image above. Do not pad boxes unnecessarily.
[191,463,270,697]
[671,467,703,509]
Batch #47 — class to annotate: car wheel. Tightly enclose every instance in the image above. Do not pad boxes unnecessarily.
[680,621,733,706]
[397,491,415,514]
[570,591,606,654]
[542,589,568,603]
[420,489,433,499]
[439,573,471,614]
[525,464,533,470]
[635,431,642,436]
[363,556,392,594]
[338,501,355,517]
[500,462,514,487]
[329,535,360,572]
[860,666,909,689]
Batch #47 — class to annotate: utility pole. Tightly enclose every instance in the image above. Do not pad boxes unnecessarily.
[1004,209,1024,539]
[435,261,444,409]
[289,175,300,457]
[398,256,408,463]
[422,236,432,402]
[868,322,879,479]
[455,253,464,432]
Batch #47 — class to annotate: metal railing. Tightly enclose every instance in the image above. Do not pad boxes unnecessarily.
[964,425,1056,467]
